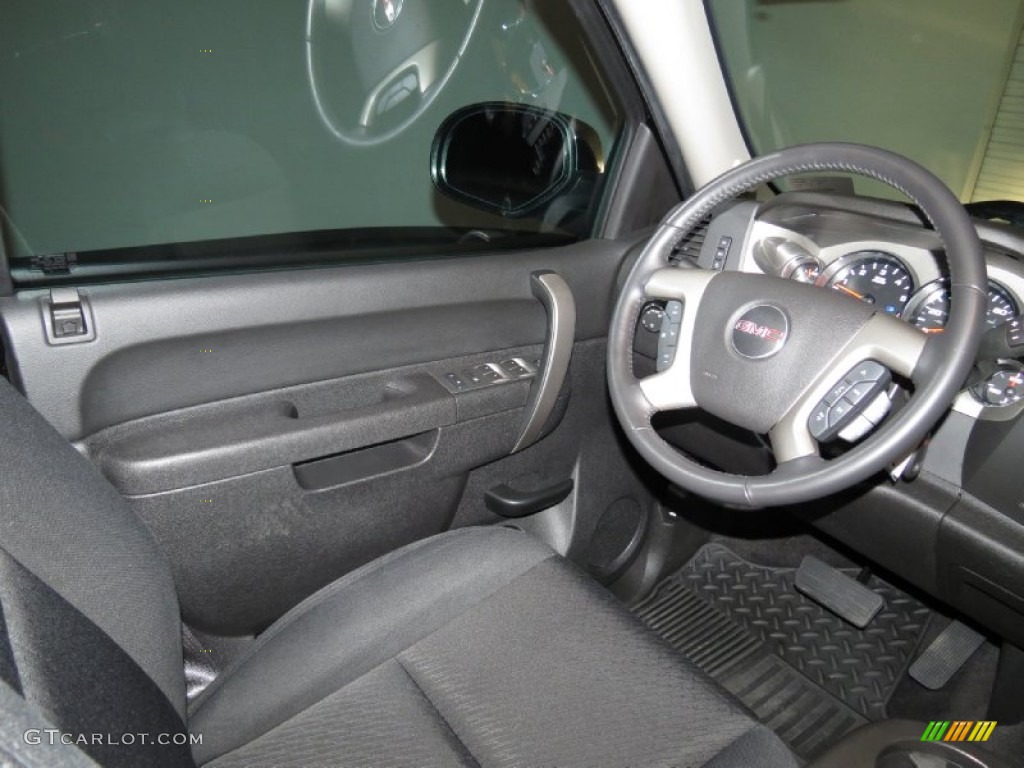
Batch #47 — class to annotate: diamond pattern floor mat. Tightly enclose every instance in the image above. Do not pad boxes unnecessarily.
[634,542,933,759]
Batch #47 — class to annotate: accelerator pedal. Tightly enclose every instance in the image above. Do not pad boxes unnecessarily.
[794,555,885,629]
[909,621,986,690]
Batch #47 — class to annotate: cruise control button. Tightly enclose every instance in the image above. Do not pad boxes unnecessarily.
[665,300,683,323]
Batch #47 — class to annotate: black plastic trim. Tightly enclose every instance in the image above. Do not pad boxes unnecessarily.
[484,478,574,518]
[0,223,12,296]
[8,229,577,289]
[592,0,692,200]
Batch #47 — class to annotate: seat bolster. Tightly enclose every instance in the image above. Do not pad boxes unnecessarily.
[0,377,185,716]
[189,526,553,765]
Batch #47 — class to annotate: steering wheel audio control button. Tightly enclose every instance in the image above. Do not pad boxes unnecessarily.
[850,361,888,382]
[846,381,875,403]
[807,360,893,442]
[810,403,830,437]
[656,301,684,372]
[828,398,855,427]
[824,380,854,405]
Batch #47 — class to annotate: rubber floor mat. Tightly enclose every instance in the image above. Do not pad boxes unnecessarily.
[634,543,932,759]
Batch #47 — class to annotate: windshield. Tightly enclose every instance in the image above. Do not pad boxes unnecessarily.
[0,0,620,263]
[706,0,1024,204]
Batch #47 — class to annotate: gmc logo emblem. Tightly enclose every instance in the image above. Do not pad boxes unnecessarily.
[733,319,786,343]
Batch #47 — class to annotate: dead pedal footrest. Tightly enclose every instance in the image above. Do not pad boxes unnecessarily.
[794,555,884,629]
[909,620,985,690]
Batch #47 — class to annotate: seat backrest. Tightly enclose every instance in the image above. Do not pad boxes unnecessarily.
[0,377,191,767]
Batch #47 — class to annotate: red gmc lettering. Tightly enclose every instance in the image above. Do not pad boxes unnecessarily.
[734,319,785,343]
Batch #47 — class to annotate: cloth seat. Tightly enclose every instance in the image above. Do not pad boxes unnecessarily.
[0,376,798,768]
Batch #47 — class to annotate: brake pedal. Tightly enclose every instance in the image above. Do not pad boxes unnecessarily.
[794,555,885,628]
[909,621,985,690]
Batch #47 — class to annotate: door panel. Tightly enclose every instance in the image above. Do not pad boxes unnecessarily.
[0,236,654,634]
[2,240,625,440]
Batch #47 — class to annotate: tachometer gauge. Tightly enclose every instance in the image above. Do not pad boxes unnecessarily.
[904,281,1018,333]
[821,252,914,315]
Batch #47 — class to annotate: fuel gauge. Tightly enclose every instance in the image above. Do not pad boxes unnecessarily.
[973,366,1024,407]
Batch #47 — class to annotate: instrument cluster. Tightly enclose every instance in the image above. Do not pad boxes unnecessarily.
[801,249,1019,332]
[750,235,1024,412]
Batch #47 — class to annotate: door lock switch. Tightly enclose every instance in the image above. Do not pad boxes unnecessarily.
[50,287,87,338]
[43,287,96,345]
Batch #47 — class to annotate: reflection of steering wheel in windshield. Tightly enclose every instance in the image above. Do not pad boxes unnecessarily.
[305,0,483,146]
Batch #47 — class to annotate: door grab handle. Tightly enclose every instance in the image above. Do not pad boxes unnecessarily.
[512,271,575,452]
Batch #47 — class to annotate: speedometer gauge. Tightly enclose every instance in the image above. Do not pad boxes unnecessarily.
[904,280,1017,333]
[821,252,914,315]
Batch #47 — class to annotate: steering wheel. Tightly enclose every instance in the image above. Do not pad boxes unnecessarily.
[608,144,988,508]
[306,0,483,146]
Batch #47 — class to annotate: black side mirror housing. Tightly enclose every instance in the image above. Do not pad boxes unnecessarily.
[430,102,600,219]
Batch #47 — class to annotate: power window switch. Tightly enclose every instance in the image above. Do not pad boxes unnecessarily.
[469,364,501,382]
[444,373,466,391]
[499,359,531,378]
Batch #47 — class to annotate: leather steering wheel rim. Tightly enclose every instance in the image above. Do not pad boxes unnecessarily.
[607,143,988,508]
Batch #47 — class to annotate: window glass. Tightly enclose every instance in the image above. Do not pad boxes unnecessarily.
[707,0,1024,202]
[0,0,621,269]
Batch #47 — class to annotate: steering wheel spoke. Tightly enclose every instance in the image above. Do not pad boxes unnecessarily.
[855,312,929,380]
[638,367,696,413]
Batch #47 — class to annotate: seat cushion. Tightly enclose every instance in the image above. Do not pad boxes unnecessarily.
[192,526,797,768]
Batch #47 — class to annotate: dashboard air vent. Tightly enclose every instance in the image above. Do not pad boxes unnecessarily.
[669,216,711,265]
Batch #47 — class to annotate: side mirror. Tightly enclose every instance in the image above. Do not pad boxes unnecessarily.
[431,102,598,219]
